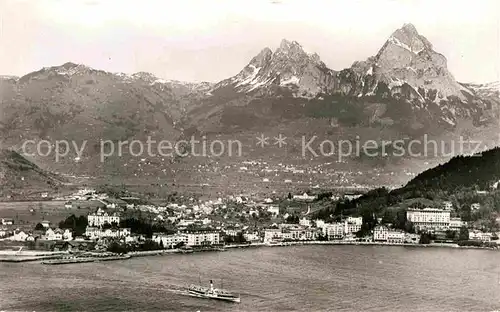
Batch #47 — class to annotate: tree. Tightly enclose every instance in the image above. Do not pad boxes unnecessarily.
[393,210,407,230]
[234,232,247,244]
[317,192,333,201]
[459,226,469,241]
[107,241,128,254]
[286,214,299,224]
[404,221,415,234]
[59,214,88,236]
[34,223,44,231]
[445,230,457,241]
[287,192,292,200]
[419,233,431,244]
[317,232,328,241]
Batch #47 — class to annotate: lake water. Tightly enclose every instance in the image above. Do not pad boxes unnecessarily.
[1,245,499,311]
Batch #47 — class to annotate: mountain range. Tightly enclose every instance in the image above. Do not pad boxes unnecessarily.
[0,23,498,191]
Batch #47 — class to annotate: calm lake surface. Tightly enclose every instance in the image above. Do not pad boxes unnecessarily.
[1,245,499,311]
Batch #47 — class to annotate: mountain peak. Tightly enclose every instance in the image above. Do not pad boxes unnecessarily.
[60,62,80,69]
[250,47,273,67]
[278,39,308,55]
[343,21,473,123]
[213,38,335,96]
[386,23,432,54]
[401,23,419,35]
[279,39,300,50]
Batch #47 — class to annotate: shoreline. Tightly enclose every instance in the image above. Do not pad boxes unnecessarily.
[222,240,500,251]
[1,240,496,264]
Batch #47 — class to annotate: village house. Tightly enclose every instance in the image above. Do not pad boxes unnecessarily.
[71,188,96,200]
[373,225,389,241]
[344,194,363,201]
[315,219,325,228]
[45,228,63,240]
[8,230,28,241]
[469,230,492,242]
[330,194,341,201]
[1,218,14,225]
[264,228,282,243]
[178,219,196,227]
[41,220,51,228]
[45,228,73,241]
[292,192,316,201]
[243,231,260,243]
[299,218,311,227]
[0,228,8,237]
[267,205,279,216]
[449,218,467,231]
[404,233,420,244]
[442,201,453,211]
[234,196,247,204]
[223,227,240,237]
[471,203,481,211]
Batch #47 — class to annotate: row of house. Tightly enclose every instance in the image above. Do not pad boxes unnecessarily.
[0,227,73,242]
[152,230,221,249]
[263,225,320,243]
[84,227,131,240]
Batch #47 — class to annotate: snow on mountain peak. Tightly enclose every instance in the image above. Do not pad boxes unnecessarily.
[249,48,273,67]
[214,38,333,96]
[52,62,94,76]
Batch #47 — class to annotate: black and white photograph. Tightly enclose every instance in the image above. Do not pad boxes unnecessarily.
[0,0,499,311]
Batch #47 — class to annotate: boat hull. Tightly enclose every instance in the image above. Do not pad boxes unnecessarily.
[187,290,240,303]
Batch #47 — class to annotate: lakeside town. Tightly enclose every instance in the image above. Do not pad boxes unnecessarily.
[0,186,498,263]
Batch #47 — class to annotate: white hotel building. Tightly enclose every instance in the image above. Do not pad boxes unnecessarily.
[345,217,363,234]
[155,231,221,248]
[323,223,345,240]
[153,233,188,248]
[186,231,220,247]
[406,208,450,231]
[373,225,405,244]
[87,208,121,227]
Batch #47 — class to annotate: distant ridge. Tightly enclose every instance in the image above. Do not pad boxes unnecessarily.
[0,149,63,196]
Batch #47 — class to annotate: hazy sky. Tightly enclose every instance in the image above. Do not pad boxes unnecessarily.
[1,0,499,83]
